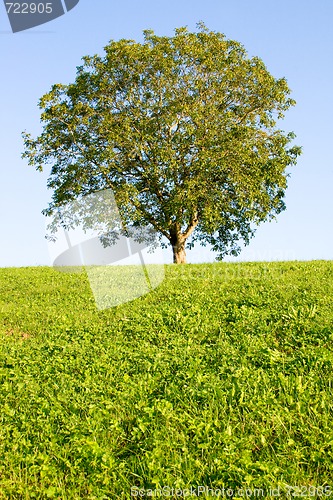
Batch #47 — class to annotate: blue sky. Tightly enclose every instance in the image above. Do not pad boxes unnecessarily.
[0,0,332,266]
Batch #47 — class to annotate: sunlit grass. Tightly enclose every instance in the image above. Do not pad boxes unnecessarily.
[0,261,332,497]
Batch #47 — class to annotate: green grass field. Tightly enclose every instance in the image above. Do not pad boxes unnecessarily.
[0,261,332,498]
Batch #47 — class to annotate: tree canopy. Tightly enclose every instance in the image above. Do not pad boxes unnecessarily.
[22,23,301,263]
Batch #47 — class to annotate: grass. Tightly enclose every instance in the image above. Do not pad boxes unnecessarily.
[0,261,332,498]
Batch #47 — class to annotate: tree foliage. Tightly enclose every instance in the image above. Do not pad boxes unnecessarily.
[22,23,301,263]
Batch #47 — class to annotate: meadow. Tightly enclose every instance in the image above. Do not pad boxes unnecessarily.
[0,261,332,498]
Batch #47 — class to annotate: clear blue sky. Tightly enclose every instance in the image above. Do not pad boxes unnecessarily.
[1,0,332,267]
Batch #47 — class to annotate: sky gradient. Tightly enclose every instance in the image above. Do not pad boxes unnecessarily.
[0,0,332,266]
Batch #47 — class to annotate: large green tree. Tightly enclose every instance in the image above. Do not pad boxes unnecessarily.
[23,24,301,263]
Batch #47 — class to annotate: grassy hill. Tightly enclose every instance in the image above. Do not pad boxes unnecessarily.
[0,261,332,498]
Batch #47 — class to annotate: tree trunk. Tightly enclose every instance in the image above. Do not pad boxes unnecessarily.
[170,225,188,264]
[172,241,186,264]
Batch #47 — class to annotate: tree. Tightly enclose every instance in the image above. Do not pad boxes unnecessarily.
[22,23,301,264]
